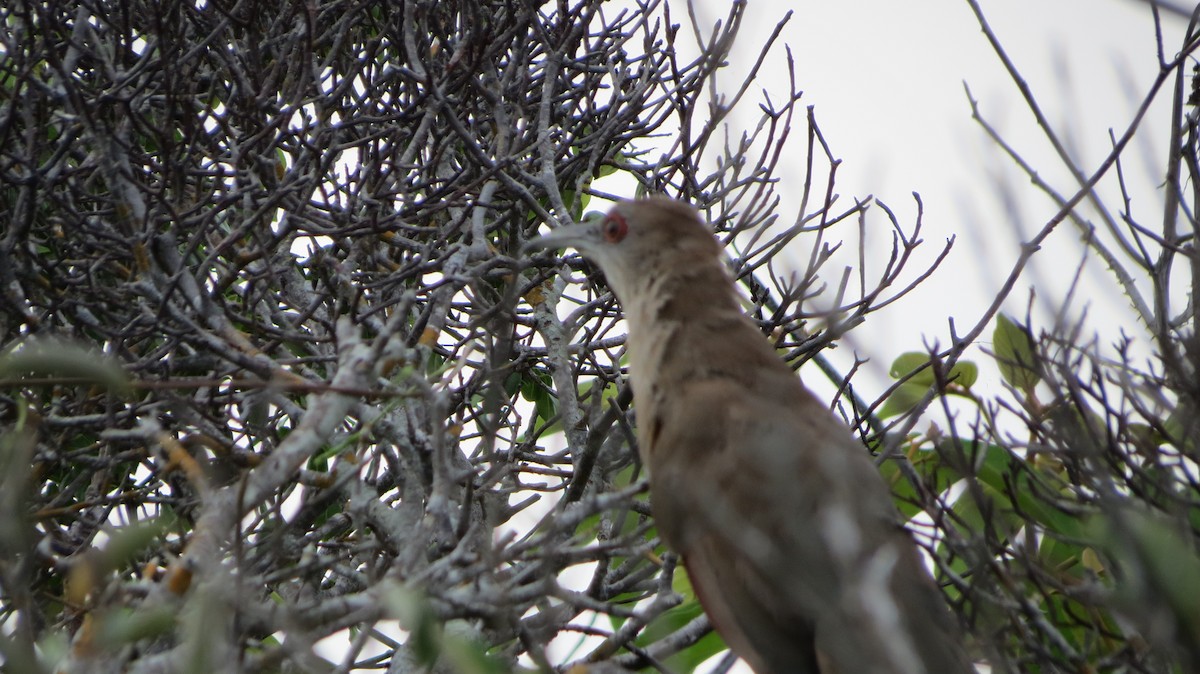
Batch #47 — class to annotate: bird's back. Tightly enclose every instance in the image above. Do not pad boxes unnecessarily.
[635,290,971,674]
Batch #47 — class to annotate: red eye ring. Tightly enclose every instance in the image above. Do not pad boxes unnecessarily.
[602,212,629,243]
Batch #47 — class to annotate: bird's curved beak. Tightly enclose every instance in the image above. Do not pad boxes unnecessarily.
[522,219,602,255]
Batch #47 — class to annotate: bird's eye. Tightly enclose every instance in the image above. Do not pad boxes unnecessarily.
[602,213,628,243]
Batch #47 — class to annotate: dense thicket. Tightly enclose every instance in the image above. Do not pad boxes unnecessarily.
[2,2,1198,673]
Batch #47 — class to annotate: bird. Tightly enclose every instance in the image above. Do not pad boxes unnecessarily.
[525,196,974,674]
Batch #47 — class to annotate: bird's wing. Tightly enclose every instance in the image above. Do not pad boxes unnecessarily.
[680,522,822,674]
[647,376,849,673]
[648,375,971,674]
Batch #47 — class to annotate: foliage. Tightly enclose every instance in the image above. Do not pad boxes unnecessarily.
[867,1,1200,669]
[1,0,1198,673]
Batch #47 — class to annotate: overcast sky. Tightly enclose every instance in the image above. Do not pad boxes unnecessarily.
[701,0,1189,397]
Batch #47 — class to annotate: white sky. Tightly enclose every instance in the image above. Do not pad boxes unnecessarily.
[711,0,1187,396]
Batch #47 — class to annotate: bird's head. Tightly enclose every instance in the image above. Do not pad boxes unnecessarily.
[524,196,723,304]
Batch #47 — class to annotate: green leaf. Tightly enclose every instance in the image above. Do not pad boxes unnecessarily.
[888,352,978,389]
[951,361,979,388]
[637,569,726,671]
[993,314,1041,392]
[560,189,591,220]
[882,355,979,420]
[579,376,621,409]
[575,464,645,539]
[949,443,1086,540]
[519,366,558,426]
[879,458,923,520]
[440,621,509,674]
[381,584,441,666]
[878,381,930,419]
[101,516,176,571]
[596,149,629,178]
[1084,508,1200,645]
[1038,534,1088,579]
[504,371,524,398]
[96,605,178,645]
[959,481,1016,540]
[889,352,936,386]
[379,586,507,673]
[879,444,962,519]
[529,397,556,431]
[0,338,129,393]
